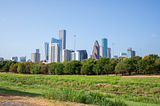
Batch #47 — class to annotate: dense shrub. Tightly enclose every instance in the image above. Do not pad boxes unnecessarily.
[30,64,41,74]
[17,63,25,73]
[10,64,18,73]
[40,65,49,74]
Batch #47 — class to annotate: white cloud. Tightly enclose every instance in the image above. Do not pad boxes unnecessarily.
[150,34,157,38]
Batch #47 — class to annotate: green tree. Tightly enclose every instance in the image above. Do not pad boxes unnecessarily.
[137,59,151,74]
[103,63,113,76]
[155,58,160,74]
[48,62,57,74]
[110,58,119,73]
[115,61,129,76]
[30,64,41,74]
[55,62,64,75]
[2,64,9,72]
[93,57,110,75]
[10,64,18,73]
[40,65,49,74]
[64,60,81,74]
[17,63,25,73]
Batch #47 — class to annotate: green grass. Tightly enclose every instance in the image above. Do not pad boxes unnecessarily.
[0,73,160,105]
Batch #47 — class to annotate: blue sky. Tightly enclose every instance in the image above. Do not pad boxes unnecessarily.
[0,0,160,60]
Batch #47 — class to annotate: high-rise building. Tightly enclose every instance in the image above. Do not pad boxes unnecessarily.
[20,56,26,62]
[31,49,40,63]
[119,52,127,59]
[11,56,18,61]
[102,38,108,57]
[127,47,132,58]
[59,30,66,50]
[131,50,135,57]
[49,43,60,63]
[99,46,104,58]
[51,30,66,62]
[40,42,49,61]
[92,40,100,60]
[62,49,71,62]
[107,48,111,59]
[0,57,4,62]
[70,50,75,61]
[76,50,88,61]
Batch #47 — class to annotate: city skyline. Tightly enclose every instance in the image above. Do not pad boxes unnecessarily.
[0,0,160,60]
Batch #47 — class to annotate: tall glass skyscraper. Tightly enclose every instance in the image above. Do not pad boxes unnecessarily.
[40,42,49,60]
[102,38,108,57]
[127,47,132,58]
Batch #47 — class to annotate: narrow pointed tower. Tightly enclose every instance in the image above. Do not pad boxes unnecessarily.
[92,40,100,60]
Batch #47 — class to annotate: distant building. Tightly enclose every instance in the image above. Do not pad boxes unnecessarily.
[102,38,108,57]
[40,42,49,61]
[0,57,4,62]
[99,46,104,58]
[127,47,132,58]
[49,43,60,63]
[11,56,18,61]
[131,50,135,57]
[31,49,40,63]
[51,30,66,62]
[20,56,26,62]
[92,40,100,60]
[113,55,118,58]
[76,50,88,61]
[62,49,71,62]
[119,52,127,59]
[107,48,111,59]
[127,47,136,58]
[70,50,75,61]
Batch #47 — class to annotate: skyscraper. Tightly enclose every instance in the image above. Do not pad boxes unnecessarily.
[76,50,88,61]
[40,42,49,61]
[11,56,18,61]
[59,30,66,50]
[99,46,104,58]
[31,49,40,63]
[92,40,99,60]
[131,50,135,57]
[62,49,71,62]
[127,47,132,58]
[107,48,111,59]
[51,30,66,62]
[102,38,108,57]
[20,56,26,62]
[49,43,60,63]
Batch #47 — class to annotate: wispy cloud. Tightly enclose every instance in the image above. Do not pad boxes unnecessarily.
[150,34,157,38]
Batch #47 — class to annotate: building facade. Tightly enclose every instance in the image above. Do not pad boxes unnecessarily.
[70,50,75,61]
[102,38,108,57]
[59,30,66,50]
[49,43,60,63]
[99,46,104,58]
[40,42,49,61]
[76,50,88,61]
[11,56,18,61]
[127,47,132,58]
[119,52,127,59]
[31,49,40,63]
[92,40,100,60]
[62,49,71,62]
[107,48,111,59]
[131,50,135,57]
[20,56,26,62]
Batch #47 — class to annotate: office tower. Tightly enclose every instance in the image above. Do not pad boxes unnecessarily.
[76,50,88,61]
[40,42,49,61]
[59,30,66,50]
[119,52,127,59]
[11,56,18,61]
[31,49,40,63]
[51,30,66,62]
[20,56,26,62]
[49,43,60,63]
[107,48,111,59]
[131,50,135,57]
[99,46,104,58]
[92,40,100,60]
[0,57,4,62]
[70,50,75,61]
[113,55,118,58]
[62,49,71,62]
[102,38,108,57]
[127,47,132,58]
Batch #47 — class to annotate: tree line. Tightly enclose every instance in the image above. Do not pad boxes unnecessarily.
[0,54,160,75]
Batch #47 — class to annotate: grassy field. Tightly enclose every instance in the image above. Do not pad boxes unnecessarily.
[0,73,160,106]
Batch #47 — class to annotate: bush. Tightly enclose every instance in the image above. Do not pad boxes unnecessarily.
[40,65,49,74]
[30,64,41,74]
[17,63,25,73]
[10,64,18,73]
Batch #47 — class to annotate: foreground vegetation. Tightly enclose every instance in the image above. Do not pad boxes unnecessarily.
[0,54,160,76]
[0,73,160,105]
